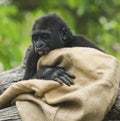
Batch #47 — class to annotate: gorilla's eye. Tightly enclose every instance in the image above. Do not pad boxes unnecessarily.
[32,35,38,40]
[41,33,49,39]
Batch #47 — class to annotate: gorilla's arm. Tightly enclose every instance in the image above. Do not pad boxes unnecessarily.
[33,66,75,86]
[23,45,75,86]
[23,45,40,80]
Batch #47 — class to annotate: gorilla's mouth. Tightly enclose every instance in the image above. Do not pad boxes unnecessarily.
[38,51,48,55]
[36,47,50,55]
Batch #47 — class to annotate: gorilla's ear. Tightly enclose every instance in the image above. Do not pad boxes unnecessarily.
[60,27,73,42]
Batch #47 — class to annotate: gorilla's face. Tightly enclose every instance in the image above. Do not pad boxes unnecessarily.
[32,29,52,55]
[31,15,67,55]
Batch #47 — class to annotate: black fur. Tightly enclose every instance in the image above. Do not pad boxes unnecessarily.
[23,14,102,86]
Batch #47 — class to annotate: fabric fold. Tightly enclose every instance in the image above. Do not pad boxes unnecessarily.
[0,47,120,121]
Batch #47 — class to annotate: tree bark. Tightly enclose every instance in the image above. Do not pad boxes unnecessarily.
[0,47,120,121]
[0,64,24,121]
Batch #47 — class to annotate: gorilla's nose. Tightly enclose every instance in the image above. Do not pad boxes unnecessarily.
[35,41,46,53]
[36,41,45,48]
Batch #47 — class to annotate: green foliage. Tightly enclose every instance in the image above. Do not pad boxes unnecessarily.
[0,5,22,70]
[0,0,120,72]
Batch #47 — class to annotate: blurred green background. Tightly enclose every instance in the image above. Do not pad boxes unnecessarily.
[0,0,120,72]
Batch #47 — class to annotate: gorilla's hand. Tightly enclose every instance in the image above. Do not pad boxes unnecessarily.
[34,67,75,86]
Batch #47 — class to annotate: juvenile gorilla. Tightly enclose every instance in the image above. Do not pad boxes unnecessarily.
[23,14,102,86]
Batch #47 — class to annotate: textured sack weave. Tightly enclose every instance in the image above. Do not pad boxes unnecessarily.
[0,47,120,121]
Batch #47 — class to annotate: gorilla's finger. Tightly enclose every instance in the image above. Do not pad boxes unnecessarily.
[65,71,75,78]
[54,77,63,84]
[63,75,74,85]
[59,76,72,86]
[59,69,75,79]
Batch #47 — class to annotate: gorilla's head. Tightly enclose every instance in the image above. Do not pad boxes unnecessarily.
[31,14,73,55]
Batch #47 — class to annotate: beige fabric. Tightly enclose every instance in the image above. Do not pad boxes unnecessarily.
[0,47,120,121]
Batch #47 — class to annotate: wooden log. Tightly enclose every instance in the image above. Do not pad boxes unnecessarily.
[0,47,120,121]
[0,47,29,121]
[0,65,24,121]
[0,106,21,121]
